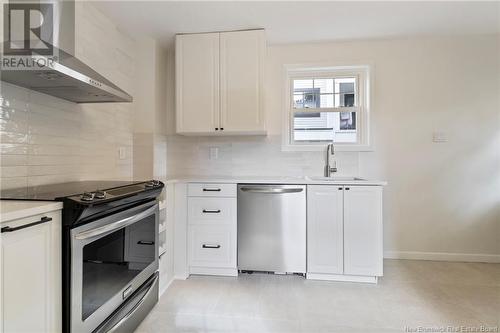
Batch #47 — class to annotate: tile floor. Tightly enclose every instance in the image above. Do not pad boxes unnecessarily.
[135,260,500,332]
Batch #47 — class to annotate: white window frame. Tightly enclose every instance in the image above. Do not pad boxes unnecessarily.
[282,63,373,152]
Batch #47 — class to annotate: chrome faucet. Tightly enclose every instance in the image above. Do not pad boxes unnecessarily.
[324,143,338,177]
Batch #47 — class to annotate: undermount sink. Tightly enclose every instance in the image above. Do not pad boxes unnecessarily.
[306,176,366,182]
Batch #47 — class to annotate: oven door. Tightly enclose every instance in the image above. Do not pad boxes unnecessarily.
[70,201,159,333]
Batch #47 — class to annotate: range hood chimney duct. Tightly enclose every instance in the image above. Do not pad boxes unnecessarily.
[0,0,133,103]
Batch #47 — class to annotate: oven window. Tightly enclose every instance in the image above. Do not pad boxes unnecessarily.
[81,215,155,320]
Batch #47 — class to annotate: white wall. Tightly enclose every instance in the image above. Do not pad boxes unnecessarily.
[167,34,500,259]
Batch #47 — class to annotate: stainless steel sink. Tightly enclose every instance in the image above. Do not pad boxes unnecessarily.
[306,176,366,182]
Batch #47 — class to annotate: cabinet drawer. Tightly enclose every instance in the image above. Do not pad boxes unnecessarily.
[188,197,236,225]
[187,183,236,197]
[188,225,236,268]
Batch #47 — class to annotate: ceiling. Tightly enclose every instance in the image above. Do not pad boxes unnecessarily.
[94,1,500,47]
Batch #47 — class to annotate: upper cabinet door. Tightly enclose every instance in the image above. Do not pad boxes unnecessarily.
[176,33,220,134]
[219,30,266,134]
[343,186,383,277]
[307,185,344,275]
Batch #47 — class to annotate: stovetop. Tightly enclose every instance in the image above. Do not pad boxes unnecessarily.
[0,180,151,201]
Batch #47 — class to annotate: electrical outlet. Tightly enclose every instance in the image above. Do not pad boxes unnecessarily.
[209,147,219,160]
[432,131,448,143]
[118,147,126,159]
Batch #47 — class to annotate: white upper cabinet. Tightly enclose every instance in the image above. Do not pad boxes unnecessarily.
[219,30,265,134]
[175,30,266,135]
[343,186,383,276]
[176,33,220,134]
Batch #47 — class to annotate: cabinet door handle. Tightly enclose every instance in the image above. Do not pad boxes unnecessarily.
[202,209,221,214]
[137,240,155,245]
[202,188,221,192]
[338,187,342,190]
[202,244,221,249]
[345,187,350,190]
[1,216,52,233]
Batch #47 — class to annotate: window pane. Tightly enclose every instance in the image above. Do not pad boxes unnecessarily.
[335,78,356,93]
[320,94,334,108]
[313,78,334,93]
[293,111,357,143]
[340,93,355,107]
[293,79,313,90]
[293,93,304,108]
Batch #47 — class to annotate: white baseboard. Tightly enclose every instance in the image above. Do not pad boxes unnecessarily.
[384,251,500,263]
[159,277,174,297]
[307,273,378,284]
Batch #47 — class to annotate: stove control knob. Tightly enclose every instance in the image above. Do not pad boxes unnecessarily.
[94,190,106,199]
[81,192,95,201]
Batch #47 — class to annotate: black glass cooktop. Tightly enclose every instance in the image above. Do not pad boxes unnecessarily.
[0,181,144,201]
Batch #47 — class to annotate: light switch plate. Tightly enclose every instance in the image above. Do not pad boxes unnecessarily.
[432,131,448,143]
[118,147,126,159]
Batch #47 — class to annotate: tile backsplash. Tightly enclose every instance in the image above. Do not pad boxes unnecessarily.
[166,134,359,178]
[0,83,134,190]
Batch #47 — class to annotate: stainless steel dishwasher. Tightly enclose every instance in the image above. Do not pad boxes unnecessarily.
[237,184,306,274]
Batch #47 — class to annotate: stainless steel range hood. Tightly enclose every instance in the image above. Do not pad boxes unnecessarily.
[0,0,132,103]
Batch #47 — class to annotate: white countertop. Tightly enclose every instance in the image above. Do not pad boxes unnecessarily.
[166,175,387,186]
[0,200,63,223]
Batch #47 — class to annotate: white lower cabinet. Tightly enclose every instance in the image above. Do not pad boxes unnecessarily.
[1,210,62,333]
[344,186,383,277]
[307,185,383,283]
[187,184,237,276]
[307,186,344,275]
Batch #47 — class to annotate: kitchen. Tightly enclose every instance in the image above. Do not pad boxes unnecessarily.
[0,1,499,333]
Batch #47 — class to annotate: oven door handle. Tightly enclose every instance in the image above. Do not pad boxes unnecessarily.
[74,205,157,240]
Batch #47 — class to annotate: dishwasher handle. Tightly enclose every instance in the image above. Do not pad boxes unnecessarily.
[239,187,303,194]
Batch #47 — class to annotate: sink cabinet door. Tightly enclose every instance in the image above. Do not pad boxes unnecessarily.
[307,185,344,275]
[343,186,383,276]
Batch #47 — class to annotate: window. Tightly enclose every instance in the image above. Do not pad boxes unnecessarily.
[283,65,371,151]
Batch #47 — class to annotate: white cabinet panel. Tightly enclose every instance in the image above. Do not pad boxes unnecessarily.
[188,197,236,225]
[1,211,61,333]
[188,225,236,269]
[220,30,265,134]
[187,183,236,197]
[344,186,383,277]
[307,185,344,275]
[175,30,266,135]
[186,185,237,276]
[176,33,220,134]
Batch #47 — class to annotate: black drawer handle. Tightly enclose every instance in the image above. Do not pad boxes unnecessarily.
[1,216,52,233]
[202,188,221,192]
[202,244,221,249]
[202,209,221,214]
[137,240,155,245]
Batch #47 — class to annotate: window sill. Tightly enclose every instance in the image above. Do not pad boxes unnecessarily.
[281,143,373,152]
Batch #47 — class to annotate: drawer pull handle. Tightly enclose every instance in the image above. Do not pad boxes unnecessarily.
[1,216,52,233]
[203,188,221,192]
[202,209,221,214]
[137,240,155,245]
[202,244,221,249]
